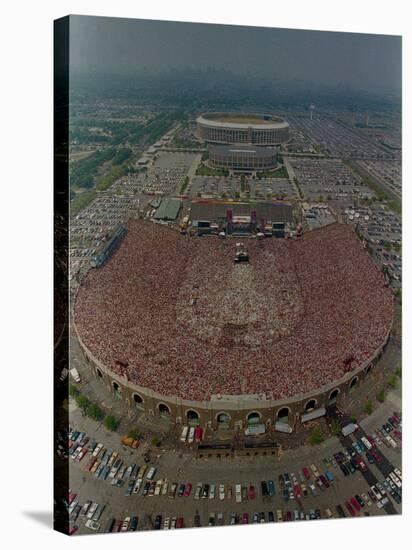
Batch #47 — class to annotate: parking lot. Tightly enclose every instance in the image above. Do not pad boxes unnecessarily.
[339,203,402,287]
[288,117,394,159]
[61,399,401,535]
[288,158,371,200]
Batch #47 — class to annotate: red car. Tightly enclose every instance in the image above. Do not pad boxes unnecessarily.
[176,517,184,529]
[183,483,192,497]
[285,511,292,522]
[242,513,249,524]
[194,427,203,442]
[293,484,302,498]
[76,447,88,461]
[345,501,356,517]
[354,455,367,472]
[319,475,329,488]
[366,435,376,448]
[87,457,97,471]
[350,497,361,512]
[68,491,77,505]
[248,485,256,500]
[302,467,311,480]
[113,519,123,532]
[69,526,78,536]
[371,448,382,463]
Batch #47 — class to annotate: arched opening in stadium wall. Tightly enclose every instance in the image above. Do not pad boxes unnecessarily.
[349,377,359,392]
[158,403,171,417]
[328,388,340,405]
[305,399,317,412]
[187,409,200,427]
[277,407,290,423]
[133,393,144,410]
[112,381,121,400]
[247,412,261,425]
[217,412,231,429]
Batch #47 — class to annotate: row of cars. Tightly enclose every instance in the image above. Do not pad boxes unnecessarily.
[340,467,402,517]
[326,414,402,480]
[65,427,159,492]
[65,493,106,534]
[105,507,337,533]
[179,425,203,444]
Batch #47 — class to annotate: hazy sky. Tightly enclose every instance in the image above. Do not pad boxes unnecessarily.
[69,15,401,93]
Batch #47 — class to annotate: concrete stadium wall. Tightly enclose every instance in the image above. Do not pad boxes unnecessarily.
[74,321,391,433]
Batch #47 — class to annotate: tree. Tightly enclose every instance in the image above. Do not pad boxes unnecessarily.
[104,415,119,432]
[377,389,385,403]
[309,426,325,445]
[364,399,373,415]
[69,384,79,398]
[76,394,89,411]
[87,403,104,421]
[127,429,140,440]
[388,375,397,389]
[330,419,341,436]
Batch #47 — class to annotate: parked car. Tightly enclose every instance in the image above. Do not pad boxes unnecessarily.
[268,479,276,496]
[345,501,356,517]
[154,515,162,530]
[85,519,100,531]
[350,497,361,512]
[120,517,130,532]
[169,482,178,498]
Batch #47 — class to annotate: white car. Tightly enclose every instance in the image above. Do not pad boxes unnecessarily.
[194,482,202,500]
[162,481,169,495]
[219,484,225,500]
[86,502,99,519]
[386,435,397,448]
[389,472,401,488]
[146,466,156,480]
[188,427,195,444]
[235,484,242,503]
[170,517,177,529]
[163,517,170,530]
[209,483,216,499]
[155,479,163,496]
[180,426,188,443]
[394,468,402,480]
[92,443,103,457]
[133,479,142,494]
[70,367,81,382]
[121,517,130,532]
[85,519,100,531]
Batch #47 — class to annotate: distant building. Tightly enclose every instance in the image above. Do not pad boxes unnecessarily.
[196,112,290,145]
[209,144,277,172]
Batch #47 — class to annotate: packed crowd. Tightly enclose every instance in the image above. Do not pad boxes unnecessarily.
[74,221,394,402]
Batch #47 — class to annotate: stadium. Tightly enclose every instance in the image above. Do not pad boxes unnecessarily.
[74,220,393,434]
[196,112,290,145]
[208,145,277,172]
